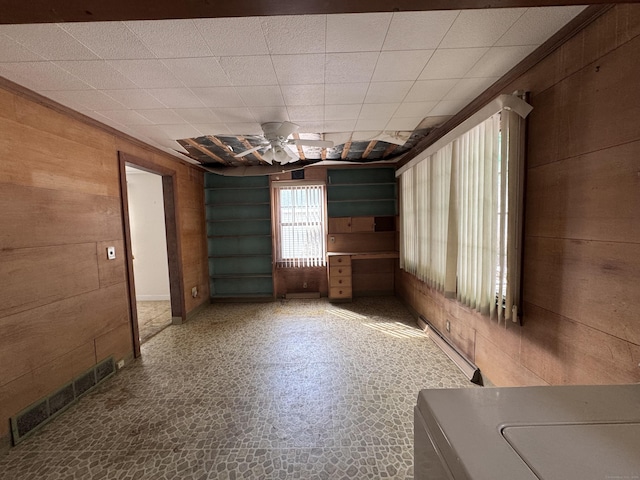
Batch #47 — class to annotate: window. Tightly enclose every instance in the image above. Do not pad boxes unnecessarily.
[273,182,326,268]
[398,94,530,323]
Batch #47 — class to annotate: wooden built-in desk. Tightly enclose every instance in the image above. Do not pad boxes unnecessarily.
[327,251,399,301]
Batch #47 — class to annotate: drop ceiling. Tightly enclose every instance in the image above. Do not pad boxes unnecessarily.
[0,6,585,166]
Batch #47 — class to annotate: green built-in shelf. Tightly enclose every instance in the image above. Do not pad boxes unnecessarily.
[205,174,273,299]
[327,167,397,217]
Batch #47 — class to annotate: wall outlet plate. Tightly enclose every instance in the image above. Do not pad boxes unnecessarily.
[106,246,116,260]
[191,286,198,298]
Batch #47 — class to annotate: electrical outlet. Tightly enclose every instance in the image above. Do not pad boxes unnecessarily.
[303,282,307,289]
[117,360,125,370]
[446,320,451,333]
[106,246,116,260]
[191,286,198,298]
[330,236,335,243]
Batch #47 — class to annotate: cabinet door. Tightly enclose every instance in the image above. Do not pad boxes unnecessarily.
[328,217,352,233]
[351,216,375,232]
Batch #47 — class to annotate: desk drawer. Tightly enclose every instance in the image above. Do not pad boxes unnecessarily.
[329,255,351,267]
[329,265,351,277]
[329,286,352,299]
[329,275,352,288]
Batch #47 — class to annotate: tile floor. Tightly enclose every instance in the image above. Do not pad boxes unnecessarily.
[136,301,172,344]
[0,297,473,479]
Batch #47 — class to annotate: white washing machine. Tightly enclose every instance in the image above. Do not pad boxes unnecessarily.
[414,384,640,480]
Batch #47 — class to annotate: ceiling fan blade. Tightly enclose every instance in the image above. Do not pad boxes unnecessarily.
[234,145,263,158]
[275,121,299,138]
[292,139,334,148]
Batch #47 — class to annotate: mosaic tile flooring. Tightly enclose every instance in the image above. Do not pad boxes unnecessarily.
[137,301,172,344]
[0,297,473,479]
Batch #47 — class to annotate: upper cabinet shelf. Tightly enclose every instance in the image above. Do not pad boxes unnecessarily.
[327,167,397,218]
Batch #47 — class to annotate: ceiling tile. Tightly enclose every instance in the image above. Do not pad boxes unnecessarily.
[60,22,155,59]
[405,79,458,102]
[325,104,361,121]
[162,58,230,87]
[147,88,205,108]
[324,119,356,132]
[125,19,211,58]
[287,105,324,123]
[355,118,389,131]
[364,81,413,104]
[96,109,153,125]
[194,17,269,56]
[0,24,98,60]
[444,77,498,101]
[249,106,290,123]
[394,101,438,118]
[324,83,369,105]
[271,54,325,85]
[218,55,278,86]
[466,45,536,78]
[41,91,85,110]
[325,52,378,83]
[358,103,398,120]
[210,107,255,123]
[497,6,586,46]
[102,89,167,109]
[326,13,392,52]
[0,34,43,62]
[191,87,246,108]
[174,108,220,124]
[0,62,92,91]
[428,99,469,116]
[137,109,186,124]
[383,11,460,51]
[440,8,527,48]
[292,121,325,133]
[235,85,285,107]
[55,90,128,110]
[281,84,324,106]
[192,123,232,135]
[55,60,138,89]
[158,124,203,140]
[419,48,489,80]
[261,15,325,54]
[372,50,433,82]
[108,59,183,88]
[126,124,168,141]
[386,117,423,131]
[225,122,263,135]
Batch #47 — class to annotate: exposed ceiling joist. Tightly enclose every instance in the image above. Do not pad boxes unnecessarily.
[383,143,399,158]
[362,140,378,159]
[0,0,619,24]
[292,133,306,161]
[238,136,265,162]
[207,135,235,156]
[183,139,227,165]
[341,139,353,160]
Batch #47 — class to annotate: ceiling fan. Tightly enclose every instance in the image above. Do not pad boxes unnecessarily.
[234,121,334,164]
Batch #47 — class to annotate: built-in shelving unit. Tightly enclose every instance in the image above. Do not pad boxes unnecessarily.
[205,174,273,300]
[327,167,397,217]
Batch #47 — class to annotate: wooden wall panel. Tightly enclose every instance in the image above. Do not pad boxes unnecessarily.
[274,267,327,296]
[0,88,16,120]
[95,323,133,364]
[520,302,640,385]
[96,240,127,288]
[328,232,395,253]
[0,343,95,440]
[0,243,99,318]
[0,184,122,249]
[0,117,119,197]
[526,141,640,243]
[475,334,548,387]
[524,236,640,345]
[0,283,129,386]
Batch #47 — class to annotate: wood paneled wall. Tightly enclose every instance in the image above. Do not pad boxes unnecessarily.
[397,4,640,387]
[0,84,209,445]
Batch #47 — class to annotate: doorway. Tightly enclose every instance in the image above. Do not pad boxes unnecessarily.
[118,152,185,357]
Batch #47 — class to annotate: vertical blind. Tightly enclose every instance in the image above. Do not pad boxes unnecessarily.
[399,97,529,324]
[273,183,326,268]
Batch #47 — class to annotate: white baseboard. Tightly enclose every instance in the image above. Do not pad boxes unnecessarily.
[136,295,171,301]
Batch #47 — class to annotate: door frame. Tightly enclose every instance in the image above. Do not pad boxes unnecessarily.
[118,151,186,357]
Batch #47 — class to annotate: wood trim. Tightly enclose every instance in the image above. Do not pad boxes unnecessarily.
[0,0,623,24]
[117,153,140,358]
[397,4,614,170]
[0,76,198,170]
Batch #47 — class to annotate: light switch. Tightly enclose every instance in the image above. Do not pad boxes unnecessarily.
[106,246,116,260]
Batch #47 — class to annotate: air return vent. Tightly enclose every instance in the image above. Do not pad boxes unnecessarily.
[10,357,115,445]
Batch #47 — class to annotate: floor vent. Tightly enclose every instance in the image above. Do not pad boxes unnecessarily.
[10,357,115,445]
